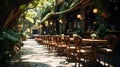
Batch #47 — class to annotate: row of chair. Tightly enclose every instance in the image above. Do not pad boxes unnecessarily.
[34,35,118,67]
[34,35,92,66]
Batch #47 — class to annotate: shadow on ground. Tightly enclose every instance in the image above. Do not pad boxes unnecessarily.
[9,61,51,67]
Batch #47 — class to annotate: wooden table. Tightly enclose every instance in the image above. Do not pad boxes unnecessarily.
[82,39,108,65]
[82,39,108,44]
[70,38,108,64]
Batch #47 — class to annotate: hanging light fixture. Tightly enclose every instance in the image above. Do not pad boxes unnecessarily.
[93,8,98,14]
[77,14,83,20]
[50,21,53,25]
[59,19,62,23]
[77,14,82,19]
[93,21,97,24]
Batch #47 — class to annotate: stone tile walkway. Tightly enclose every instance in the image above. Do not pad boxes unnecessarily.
[10,39,74,67]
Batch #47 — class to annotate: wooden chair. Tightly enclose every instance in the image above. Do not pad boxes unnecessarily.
[66,36,76,61]
[50,35,57,50]
[45,35,51,50]
[97,35,118,67]
[42,35,47,45]
[47,35,53,50]
[56,36,67,56]
[74,36,92,67]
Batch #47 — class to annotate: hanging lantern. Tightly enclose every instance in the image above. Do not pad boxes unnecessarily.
[50,21,53,25]
[77,14,82,19]
[77,14,83,20]
[59,19,62,24]
[93,8,98,14]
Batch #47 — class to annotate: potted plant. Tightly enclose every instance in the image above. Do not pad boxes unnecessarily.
[91,33,97,39]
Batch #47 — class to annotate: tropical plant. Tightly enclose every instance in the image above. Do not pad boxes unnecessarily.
[0,29,22,66]
[0,0,39,66]
[95,24,109,39]
[77,27,83,36]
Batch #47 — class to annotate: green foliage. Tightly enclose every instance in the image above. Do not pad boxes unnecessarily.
[0,29,22,66]
[60,0,79,11]
[19,4,26,10]
[0,0,35,66]
[21,0,80,22]
[77,28,83,36]
[95,24,109,39]
[27,0,39,9]
[0,29,21,43]
[21,0,55,24]
[69,0,78,8]
[58,0,79,19]
[37,0,55,18]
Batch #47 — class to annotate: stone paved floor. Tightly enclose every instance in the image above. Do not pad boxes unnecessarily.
[10,39,74,67]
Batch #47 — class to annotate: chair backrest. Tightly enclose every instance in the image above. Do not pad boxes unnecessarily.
[47,35,52,44]
[56,36,62,46]
[74,36,83,49]
[64,36,70,47]
[52,35,57,43]
[103,35,118,50]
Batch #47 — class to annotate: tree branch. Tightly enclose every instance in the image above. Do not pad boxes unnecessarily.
[2,9,22,29]
[41,0,93,22]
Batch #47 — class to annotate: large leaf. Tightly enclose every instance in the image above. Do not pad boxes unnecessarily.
[1,29,21,42]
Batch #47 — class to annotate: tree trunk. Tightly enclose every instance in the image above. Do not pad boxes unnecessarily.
[2,8,22,29]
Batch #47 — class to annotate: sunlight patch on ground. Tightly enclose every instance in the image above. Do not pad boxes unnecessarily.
[11,60,20,63]
[11,39,74,67]
[21,55,33,59]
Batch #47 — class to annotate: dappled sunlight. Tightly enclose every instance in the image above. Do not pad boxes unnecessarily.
[10,61,51,67]
[11,60,20,63]
[99,61,113,67]
[21,55,33,59]
[10,39,74,67]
